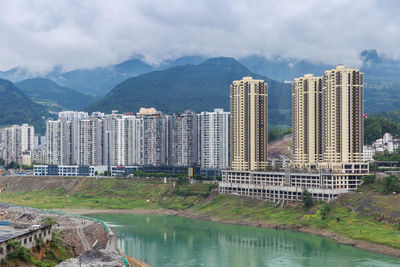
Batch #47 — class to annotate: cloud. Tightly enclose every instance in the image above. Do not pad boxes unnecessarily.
[0,0,399,72]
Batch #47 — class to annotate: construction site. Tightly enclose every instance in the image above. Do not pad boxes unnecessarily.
[0,203,148,266]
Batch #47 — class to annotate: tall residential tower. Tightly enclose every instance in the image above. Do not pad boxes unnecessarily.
[230,77,268,171]
[292,66,364,170]
[292,74,323,168]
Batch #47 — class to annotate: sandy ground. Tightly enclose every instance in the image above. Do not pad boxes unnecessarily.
[56,208,400,258]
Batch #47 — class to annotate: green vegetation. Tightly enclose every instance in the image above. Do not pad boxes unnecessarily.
[6,161,20,170]
[372,110,400,124]
[362,175,376,185]
[0,178,216,210]
[16,78,97,111]
[86,57,292,128]
[41,217,58,226]
[193,193,400,249]
[268,127,291,142]
[364,116,400,144]
[0,78,48,133]
[302,189,313,210]
[0,158,4,166]
[2,233,71,267]
[373,150,400,162]
[380,175,400,194]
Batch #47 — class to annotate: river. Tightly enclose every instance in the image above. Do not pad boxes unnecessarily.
[88,214,399,267]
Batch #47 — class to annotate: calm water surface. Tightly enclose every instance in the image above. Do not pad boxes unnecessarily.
[88,214,400,267]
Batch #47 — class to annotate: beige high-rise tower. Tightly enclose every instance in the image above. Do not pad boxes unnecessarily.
[292,74,323,168]
[321,65,364,166]
[292,66,364,170]
[230,77,268,171]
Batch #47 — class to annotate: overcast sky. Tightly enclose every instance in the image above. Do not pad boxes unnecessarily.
[0,0,399,72]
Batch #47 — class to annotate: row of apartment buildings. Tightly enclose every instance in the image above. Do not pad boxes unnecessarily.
[44,108,230,169]
[0,124,35,165]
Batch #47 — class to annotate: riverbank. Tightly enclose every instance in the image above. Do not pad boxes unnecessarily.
[57,205,400,258]
[0,176,399,258]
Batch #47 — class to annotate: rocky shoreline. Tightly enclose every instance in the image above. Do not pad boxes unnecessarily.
[59,207,400,258]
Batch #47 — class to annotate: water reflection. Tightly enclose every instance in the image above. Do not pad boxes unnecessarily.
[88,214,399,267]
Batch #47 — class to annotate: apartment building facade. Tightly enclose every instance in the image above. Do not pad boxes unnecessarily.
[292,66,364,171]
[198,108,230,169]
[0,124,34,165]
[172,110,198,167]
[230,77,268,171]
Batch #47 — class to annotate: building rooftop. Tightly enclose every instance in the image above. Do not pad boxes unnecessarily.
[0,225,30,243]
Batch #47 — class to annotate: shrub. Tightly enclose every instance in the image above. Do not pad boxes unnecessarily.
[302,189,313,210]
[362,175,376,185]
[381,175,400,194]
[320,204,332,220]
[42,217,58,226]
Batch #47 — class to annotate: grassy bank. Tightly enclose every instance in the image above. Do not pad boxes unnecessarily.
[0,176,399,252]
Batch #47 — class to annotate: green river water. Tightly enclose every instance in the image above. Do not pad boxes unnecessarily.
[88,214,400,267]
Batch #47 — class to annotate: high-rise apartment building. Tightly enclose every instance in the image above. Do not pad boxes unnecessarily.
[108,114,140,166]
[321,66,364,166]
[230,77,268,171]
[58,111,88,164]
[292,66,364,170]
[199,108,230,169]
[0,124,34,165]
[136,108,170,166]
[77,117,104,165]
[292,74,323,168]
[46,119,73,165]
[172,110,198,166]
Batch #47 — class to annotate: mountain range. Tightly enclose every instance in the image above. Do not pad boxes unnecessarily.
[85,57,292,128]
[0,79,48,132]
[16,78,97,111]
[0,49,399,132]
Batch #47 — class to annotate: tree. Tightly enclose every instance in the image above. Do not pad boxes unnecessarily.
[42,217,58,226]
[320,204,332,220]
[302,189,313,210]
[192,174,203,180]
[0,158,4,166]
[6,161,20,170]
[381,175,400,194]
[21,165,33,170]
[362,175,376,185]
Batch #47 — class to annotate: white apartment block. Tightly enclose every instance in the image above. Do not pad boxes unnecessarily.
[363,145,374,161]
[108,114,140,166]
[0,124,34,165]
[372,133,400,154]
[78,117,104,165]
[46,119,73,165]
[58,111,88,164]
[199,108,229,169]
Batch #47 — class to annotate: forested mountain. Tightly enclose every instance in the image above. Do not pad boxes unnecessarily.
[86,57,292,128]
[16,78,97,111]
[0,78,48,132]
